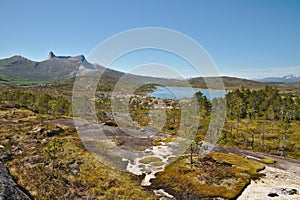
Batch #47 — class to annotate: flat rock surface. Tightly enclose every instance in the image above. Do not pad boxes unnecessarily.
[238,166,300,200]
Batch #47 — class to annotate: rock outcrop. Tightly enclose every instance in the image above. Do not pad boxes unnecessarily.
[0,147,32,200]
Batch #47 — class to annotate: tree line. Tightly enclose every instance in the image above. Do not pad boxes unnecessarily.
[222,86,300,157]
[226,86,300,121]
[0,90,71,116]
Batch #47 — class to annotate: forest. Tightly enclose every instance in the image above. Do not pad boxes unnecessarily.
[0,85,299,159]
[221,86,300,158]
[0,84,299,199]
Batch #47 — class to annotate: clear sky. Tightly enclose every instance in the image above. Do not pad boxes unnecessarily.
[0,0,300,78]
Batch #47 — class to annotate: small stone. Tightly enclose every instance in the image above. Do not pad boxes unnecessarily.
[70,169,79,176]
[268,193,279,197]
[279,188,298,195]
[288,189,298,195]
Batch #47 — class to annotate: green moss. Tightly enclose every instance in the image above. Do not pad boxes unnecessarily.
[152,152,266,199]
[210,152,265,177]
[161,136,173,143]
[153,139,162,146]
[139,156,164,166]
[259,158,276,164]
[137,147,147,151]
[153,136,173,146]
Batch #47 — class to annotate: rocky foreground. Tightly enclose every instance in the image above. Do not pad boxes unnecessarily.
[0,108,299,199]
[213,146,300,200]
[238,166,300,200]
[0,148,32,200]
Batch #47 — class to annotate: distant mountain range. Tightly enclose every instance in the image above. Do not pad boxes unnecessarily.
[0,52,98,83]
[255,74,300,83]
[0,52,269,90]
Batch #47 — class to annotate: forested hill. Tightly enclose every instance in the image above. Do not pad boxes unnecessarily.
[190,76,268,90]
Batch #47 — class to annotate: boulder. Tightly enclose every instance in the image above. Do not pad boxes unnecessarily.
[0,162,32,199]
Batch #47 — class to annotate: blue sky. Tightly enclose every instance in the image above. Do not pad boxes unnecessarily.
[0,0,300,78]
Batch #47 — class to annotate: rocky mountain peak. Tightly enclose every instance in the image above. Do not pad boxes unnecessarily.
[47,51,56,60]
[73,55,86,62]
[46,51,74,60]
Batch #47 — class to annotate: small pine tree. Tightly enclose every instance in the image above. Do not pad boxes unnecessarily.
[44,137,63,171]
[181,126,202,167]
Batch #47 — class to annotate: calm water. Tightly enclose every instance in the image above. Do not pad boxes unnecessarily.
[148,86,226,100]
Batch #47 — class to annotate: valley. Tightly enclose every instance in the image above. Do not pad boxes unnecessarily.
[0,53,299,199]
[1,1,300,199]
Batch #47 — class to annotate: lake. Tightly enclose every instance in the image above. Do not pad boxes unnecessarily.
[148,86,227,100]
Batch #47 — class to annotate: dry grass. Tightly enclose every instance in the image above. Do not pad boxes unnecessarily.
[1,108,156,199]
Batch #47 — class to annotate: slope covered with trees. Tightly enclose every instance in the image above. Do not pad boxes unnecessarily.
[220,86,300,158]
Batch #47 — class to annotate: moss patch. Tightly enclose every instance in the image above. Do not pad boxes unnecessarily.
[210,152,265,177]
[152,152,265,199]
[153,136,173,146]
[139,156,164,166]
[137,147,147,151]
[259,158,276,164]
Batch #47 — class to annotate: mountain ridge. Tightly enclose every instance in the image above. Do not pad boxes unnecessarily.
[255,74,300,83]
[0,52,102,83]
[0,52,268,90]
